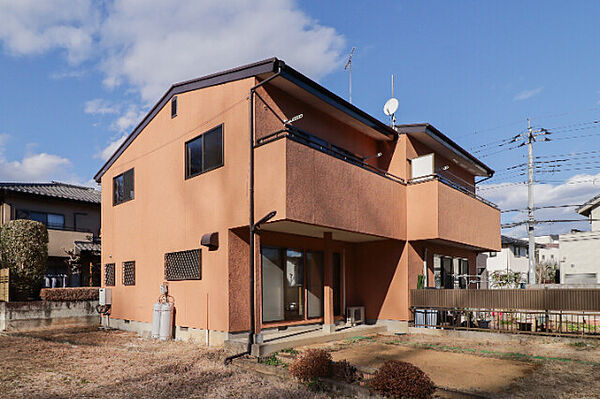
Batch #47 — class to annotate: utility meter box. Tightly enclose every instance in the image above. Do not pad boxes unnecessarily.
[99,288,112,306]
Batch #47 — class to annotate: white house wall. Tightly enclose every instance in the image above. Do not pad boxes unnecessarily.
[559,231,600,284]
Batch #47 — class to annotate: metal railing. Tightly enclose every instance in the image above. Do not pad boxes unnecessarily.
[256,127,406,184]
[408,174,499,209]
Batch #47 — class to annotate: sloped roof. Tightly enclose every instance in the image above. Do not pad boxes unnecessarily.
[576,192,600,217]
[94,57,398,182]
[74,239,101,254]
[0,182,101,204]
[501,235,528,248]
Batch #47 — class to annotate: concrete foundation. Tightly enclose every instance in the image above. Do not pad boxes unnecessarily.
[0,300,100,332]
[103,316,248,348]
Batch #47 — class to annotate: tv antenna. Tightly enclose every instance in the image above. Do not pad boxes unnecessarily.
[344,47,356,104]
[383,75,398,126]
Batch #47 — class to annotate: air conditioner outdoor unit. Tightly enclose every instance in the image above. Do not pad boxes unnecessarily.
[346,306,365,326]
[99,288,112,306]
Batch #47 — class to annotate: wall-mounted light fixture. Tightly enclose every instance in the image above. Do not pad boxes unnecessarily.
[201,232,219,251]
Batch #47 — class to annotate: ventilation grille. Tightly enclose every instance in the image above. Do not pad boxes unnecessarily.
[123,261,135,286]
[165,249,201,281]
[105,263,115,286]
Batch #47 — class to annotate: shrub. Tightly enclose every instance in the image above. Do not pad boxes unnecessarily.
[369,360,435,399]
[40,287,99,301]
[288,349,332,381]
[332,360,358,383]
[0,220,48,300]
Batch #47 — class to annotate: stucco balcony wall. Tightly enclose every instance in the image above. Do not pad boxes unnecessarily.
[407,178,501,251]
[255,138,406,240]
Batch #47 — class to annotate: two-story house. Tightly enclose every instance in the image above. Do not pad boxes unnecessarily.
[95,58,500,346]
[0,182,101,287]
[559,193,600,285]
[476,235,529,288]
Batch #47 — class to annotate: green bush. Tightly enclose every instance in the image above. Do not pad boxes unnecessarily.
[369,360,435,398]
[0,219,49,300]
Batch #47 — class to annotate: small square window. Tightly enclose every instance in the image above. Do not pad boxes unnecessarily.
[123,261,135,286]
[171,96,177,118]
[185,125,224,179]
[113,168,134,205]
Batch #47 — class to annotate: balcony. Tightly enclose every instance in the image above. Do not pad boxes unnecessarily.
[48,229,96,257]
[254,128,406,240]
[407,175,500,251]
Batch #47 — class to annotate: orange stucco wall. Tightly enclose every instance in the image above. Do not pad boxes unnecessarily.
[100,74,500,334]
[407,179,501,251]
[101,78,255,332]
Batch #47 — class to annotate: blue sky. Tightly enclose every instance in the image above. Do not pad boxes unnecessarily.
[0,1,599,235]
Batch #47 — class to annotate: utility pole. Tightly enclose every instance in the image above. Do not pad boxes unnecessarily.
[344,47,356,104]
[512,119,551,285]
[526,118,536,285]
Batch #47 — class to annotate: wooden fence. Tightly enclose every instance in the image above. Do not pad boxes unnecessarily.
[411,288,600,312]
[0,268,8,302]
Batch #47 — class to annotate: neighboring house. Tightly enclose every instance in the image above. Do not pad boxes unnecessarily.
[95,58,500,344]
[559,193,600,285]
[0,182,101,287]
[536,235,560,265]
[476,235,529,288]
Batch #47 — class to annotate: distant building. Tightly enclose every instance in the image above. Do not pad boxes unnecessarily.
[476,235,528,288]
[536,235,560,264]
[559,193,600,285]
[0,182,101,287]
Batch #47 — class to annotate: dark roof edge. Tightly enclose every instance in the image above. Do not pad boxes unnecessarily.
[576,193,600,216]
[94,58,398,182]
[0,188,100,205]
[94,58,280,182]
[396,123,494,176]
[278,66,397,140]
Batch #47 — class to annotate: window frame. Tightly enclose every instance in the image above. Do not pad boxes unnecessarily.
[113,168,135,206]
[171,96,177,118]
[122,261,136,286]
[16,209,65,230]
[185,124,224,180]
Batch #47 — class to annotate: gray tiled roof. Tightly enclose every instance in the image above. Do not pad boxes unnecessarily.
[0,182,101,204]
[576,192,600,217]
[74,239,101,254]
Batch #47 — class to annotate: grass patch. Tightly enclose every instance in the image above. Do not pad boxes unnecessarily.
[280,348,299,356]
[388,340,600,366]
[260,353,286,367]
[345,335,374,344]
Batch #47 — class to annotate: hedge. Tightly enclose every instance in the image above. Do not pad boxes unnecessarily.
[1,219,48,300]
[40,287,99,301]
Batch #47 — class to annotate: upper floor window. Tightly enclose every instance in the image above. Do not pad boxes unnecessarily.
[16,209,65,229]
[185,125,224,179]
[171,96,177,118]
[113,168,134,205]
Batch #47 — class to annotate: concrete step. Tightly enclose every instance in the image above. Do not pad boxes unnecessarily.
[251,324,387,357]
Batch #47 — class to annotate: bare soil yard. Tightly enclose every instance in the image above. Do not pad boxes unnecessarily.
[0,327,329,399]
[300,331,600,398]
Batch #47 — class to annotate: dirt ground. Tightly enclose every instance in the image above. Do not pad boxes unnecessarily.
[0,327,329,399]
[301,331,600,398]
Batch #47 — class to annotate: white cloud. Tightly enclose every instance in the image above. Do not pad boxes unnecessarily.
[478,173,600,236]
[97,134,127,162]
[0,0,99,64]
[84,99,120,115]
[98,0,346,102]
[0,0,346,163]
[513,86,544,101]
[0,134,72,182]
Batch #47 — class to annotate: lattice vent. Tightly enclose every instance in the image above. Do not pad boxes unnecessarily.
[165,249,201,281]
[105,263,115,286]
[123,261,135,286]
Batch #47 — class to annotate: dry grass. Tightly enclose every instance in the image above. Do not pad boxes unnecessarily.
[0,327,334,399]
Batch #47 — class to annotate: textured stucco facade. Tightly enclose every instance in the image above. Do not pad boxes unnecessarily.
[97,60,500,342]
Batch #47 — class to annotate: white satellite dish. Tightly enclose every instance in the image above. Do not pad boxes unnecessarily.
[383,98,399,116]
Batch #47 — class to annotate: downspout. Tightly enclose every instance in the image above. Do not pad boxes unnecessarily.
[225,62,283,365]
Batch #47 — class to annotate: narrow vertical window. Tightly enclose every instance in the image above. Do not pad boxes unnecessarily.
[105,263,115,286]
[171,96,177,118]
[123,261,135,286]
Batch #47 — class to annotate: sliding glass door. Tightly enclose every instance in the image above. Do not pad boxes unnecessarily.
[262,246,326,323]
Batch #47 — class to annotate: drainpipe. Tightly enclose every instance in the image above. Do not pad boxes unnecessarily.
[224,62,283,366]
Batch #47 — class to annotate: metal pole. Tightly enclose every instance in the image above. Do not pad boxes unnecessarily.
[527,118,536,285]
[348,64,352,104]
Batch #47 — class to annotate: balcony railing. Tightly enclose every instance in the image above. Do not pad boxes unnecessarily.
[256,126,406,184]
[409,174,498,209]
